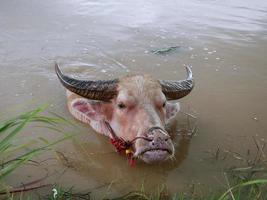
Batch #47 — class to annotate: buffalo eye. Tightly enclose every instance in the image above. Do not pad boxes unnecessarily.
[117,102,126,109]
[162,101,166,108]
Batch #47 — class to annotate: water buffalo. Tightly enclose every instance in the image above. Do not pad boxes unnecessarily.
[55,63,194,164]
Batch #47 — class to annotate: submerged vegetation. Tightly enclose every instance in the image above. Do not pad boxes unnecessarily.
[45,178,267,200]
[0,107,266,200]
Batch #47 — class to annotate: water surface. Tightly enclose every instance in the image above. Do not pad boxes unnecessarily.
[0,0,267,197]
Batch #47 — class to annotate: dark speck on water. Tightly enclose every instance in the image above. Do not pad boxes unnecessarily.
[151,46,181,55]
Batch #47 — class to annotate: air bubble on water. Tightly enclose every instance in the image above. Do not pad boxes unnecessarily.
[203,47,208,51]
[204,57,209,60]
[160,36,166,39]
[30,93,33,96]
[132,59,136,62]
[76,40,80,43]
[15,94,19,97]
[159,28,167,33]
[253,117,258,121]
[189,46,194,51]
[208,51,213,54]
[103,63,107,66]
[101,69,107,73]
[233,68,237,71]
[215,69,219,72]
[156,63,161,66]
[216,57,220,60]
[144,50,149,54]
[213,50,217,53]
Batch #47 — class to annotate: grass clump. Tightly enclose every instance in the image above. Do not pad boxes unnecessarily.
[0,106,73,197]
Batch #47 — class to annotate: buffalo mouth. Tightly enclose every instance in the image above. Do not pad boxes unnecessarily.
[140,148,172,155]
[135,147,173,163]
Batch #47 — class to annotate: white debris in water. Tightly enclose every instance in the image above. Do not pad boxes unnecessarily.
[204,57,209,60]
[215,69,219,72]
[208,51,213,54]
[253,117,258,121]
[213,50,217,53]
[101,69,107,73]
[203,47,208,51]
[144,50,149,54]
[216,57,221,60]
[233,67,237,71]
[132,59,136,62]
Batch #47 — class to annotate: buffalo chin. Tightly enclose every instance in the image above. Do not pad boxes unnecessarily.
[140,149,171,163]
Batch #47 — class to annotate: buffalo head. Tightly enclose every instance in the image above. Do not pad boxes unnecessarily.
[55,63,194,163]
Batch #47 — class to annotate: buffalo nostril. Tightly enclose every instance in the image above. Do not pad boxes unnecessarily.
[165,138,168,142]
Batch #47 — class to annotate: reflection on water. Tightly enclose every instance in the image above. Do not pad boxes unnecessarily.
[0,0,267,196]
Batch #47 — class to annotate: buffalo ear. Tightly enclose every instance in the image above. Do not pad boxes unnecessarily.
[166,102,180,122]
[69,98,113,136]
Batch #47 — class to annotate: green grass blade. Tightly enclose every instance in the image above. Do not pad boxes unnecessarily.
[218,179,267,200]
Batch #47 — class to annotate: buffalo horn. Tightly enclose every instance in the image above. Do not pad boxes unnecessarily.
[55,63,118,101]
[159,66,194,100]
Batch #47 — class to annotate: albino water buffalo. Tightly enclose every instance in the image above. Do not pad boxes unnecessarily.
[55,63,194,164]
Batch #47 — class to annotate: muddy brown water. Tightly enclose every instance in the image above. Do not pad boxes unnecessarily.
[1,0,267,198]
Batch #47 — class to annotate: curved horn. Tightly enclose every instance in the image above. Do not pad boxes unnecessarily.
[55,63,119,101]
[159,66,194,100]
